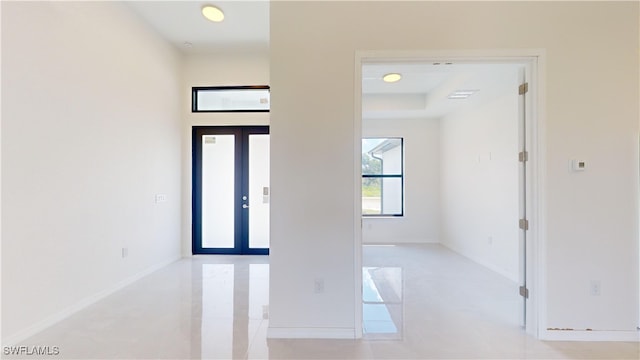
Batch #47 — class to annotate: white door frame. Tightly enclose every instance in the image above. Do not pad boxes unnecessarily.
[353,49,546,339]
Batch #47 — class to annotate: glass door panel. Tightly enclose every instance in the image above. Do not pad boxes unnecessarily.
[201,135,235,249]
[248,134,270,249]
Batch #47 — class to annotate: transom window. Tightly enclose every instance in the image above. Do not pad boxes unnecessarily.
[362,138,404,216]
[192,86,270,112]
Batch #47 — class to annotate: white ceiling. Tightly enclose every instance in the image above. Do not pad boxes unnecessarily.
[362,62,523,120]
[125,2,522,120]
[126,1,269,53]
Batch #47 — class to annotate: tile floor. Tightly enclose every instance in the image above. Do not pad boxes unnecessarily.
[6,244,639,359]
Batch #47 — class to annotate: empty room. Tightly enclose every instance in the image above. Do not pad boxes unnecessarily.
[361,61,528,341]
[2,1,639,359]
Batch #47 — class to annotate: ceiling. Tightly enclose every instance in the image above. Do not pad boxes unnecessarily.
[362,62,523,120]
[126,1,269,53]
[125,2,522,120]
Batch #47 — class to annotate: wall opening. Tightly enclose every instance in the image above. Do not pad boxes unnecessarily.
[354,53,541,340]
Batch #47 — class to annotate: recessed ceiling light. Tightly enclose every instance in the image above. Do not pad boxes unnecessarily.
[383,73,402,83]
[202,5,224,22]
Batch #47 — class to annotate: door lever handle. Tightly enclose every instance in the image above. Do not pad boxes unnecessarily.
[242,204,249,209]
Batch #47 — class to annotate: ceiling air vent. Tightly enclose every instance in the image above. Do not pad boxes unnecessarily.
[447,89,479,100]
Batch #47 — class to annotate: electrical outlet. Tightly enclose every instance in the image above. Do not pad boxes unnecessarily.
[571,160,587,172]
[314,278,325,294]
[590,280,601,296]
[155,194,167,203]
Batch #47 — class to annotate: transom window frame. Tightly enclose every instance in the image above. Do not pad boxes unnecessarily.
[362,137,405,217]
[191,85,270,113]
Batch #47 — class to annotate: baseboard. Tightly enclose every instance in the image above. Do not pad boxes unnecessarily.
[267,327,356,339]
[540,329,640,342]
[362,238,439,245]
[1,255,181,346]
[441,243,519,283]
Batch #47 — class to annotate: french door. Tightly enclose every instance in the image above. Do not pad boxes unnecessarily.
[192,126,270,255]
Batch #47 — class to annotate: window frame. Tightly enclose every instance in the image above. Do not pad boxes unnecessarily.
[191,85,270,113]
[362,137,404,217]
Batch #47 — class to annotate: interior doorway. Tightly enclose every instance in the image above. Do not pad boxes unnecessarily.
[355,53,540,339]
[192,126,270,255]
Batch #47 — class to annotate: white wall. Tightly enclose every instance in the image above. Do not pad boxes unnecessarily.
[363,118,440,244]
[439,76,521,282]
[270,1,638,337]
[1,2,182,343]
[0,1,4,344]
[181,50,270,256]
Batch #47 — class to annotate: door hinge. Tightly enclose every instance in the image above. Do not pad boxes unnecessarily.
[519,286,529,299]
[519,218,529,230]
[518,82,529,95]
[518,151,528,162]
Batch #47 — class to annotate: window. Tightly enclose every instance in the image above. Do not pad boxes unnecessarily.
[192,86,270,112]
[362,138,404,216]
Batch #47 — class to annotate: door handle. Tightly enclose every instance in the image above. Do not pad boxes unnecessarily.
[242,204,249,209]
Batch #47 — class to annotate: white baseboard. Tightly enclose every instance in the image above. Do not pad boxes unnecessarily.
[267,327,356,339]
[1,256,181,346]
[363,238,439,244]
[441,242,519,283]
[540,329,640,342]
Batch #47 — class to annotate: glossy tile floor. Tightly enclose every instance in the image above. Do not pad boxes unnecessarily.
[8,244,639,359]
